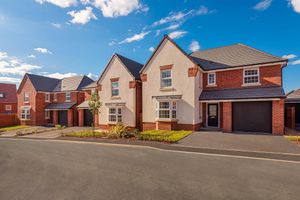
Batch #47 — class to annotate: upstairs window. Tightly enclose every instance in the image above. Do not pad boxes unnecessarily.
[208,73,216,85]
[161,69,172,88]
[24,92,29,102]
[45,93,50,102]
[244,68,259,85]
[65,92,71,102]
[54,93,57,102]
[108,108,122,123]
[0,92,5,98]
[156,101,177,119]
[111,81,119,97]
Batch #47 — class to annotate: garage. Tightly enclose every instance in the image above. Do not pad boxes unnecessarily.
[232,101,272,134]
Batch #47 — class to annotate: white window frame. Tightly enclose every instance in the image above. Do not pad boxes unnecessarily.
[207,73,216,86]
[45,93,50,102]
[108,108,122,123]
[45,110,50,119]
[54,93,57,102]
[160,69,172,89]
[111,81,119,97]
[156,101,177,120]
[21,108,30,120]
[65,92,71,102]
[243,68,260,86]
[24,92,29,103]
[5,105,12,111]
[0,92,5,98]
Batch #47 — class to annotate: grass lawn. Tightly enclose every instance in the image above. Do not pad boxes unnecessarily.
[65,130,106,138]
[0,125,29,132]
[285,135,300,142]
[138,130,192,143]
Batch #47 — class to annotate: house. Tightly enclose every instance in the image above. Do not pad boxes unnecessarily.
[97,53,143,130]
[0,83,18,127]
[17,73,94,127]
[285,89,300,131]
[140,35,287,134]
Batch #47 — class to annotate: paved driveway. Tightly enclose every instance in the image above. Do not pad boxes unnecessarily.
[176,131,300,154]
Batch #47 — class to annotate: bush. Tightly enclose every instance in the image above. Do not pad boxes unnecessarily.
[107,123,128,138]
[66,130,107,138]
[138,130,192,143]
[55,124,65,130]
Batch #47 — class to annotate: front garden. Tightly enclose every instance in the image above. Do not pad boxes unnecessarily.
[64,124,192,143]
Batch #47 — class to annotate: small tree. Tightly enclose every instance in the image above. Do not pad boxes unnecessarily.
[88,91,102,132]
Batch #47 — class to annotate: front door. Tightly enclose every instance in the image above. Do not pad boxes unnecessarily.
[58,111,68,127]
[207,104,218,127]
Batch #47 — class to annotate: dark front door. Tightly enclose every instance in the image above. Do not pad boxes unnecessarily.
[232,101,272,134]
[84,109,93,126]
[58,110,68,127]
[207,104,218,127]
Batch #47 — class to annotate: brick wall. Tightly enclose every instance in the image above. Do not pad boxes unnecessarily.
[0,114,18,127]
[135,81,143,130]
[203,64,283,90]
[0,103,17,114]
[272,99,285,135]
[222,102,232,132]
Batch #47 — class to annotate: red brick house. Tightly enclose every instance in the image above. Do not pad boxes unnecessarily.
[285,89,300,131]
[141,35,287,134]
[17,73,94,127]
[0,83,18,127]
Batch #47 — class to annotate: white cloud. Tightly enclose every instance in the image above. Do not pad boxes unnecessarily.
[189,40,200,52]
[35,0,77,8]
[46,72,78,79]
[153,11,188,27]
[80,0,90,4]
[169,30,187,39]
[155,23,181,37]
[253,0,272,11]
[92,0,147,18]
[28,55,36,58]
[149,47,155,52]
[119,31,150,44]
[290,0,300,13]
[282,54,297,59]
[0,76,21,83]
[291,59,300,65]
[34,48,52,54]
[0,51,41,76]
[68,7,97,24]
[196,6,212,15]
[87,72,98,79]
[51,23,62,28]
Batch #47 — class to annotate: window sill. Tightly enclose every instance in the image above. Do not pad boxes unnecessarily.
[20,119,30,121]
[155,118,178,122]
[111,96,121,100]
[65,100,71,102]
[206,84,217,87]
[160,87,175,92]
[242,83,261,87]
[108,122,122,125]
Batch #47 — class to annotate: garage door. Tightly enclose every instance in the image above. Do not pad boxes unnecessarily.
[232,101,272,134]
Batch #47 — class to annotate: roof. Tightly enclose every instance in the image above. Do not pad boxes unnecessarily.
[45,102,76,110]
[285,89,300,103]
[190,44,287,71]
[0,83,17,103]
[199,87,285,101]
[25,74,94,92]
[115,53,143,79]
[77,100,89,109]
[82,81,97,89]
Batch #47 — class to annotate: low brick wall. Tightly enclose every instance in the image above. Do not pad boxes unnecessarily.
[0,113,18,127]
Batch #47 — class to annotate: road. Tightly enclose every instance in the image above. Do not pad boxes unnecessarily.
[0,139,299,200]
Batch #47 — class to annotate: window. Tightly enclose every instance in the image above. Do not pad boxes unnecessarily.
[161,69,172,88]
[0,92,5,98]
[108,108,122,122]
[5,105,12,111]
[111,81,119,97]
[208,73,216,85]
[45,110,50,119]
[24,92,29,102]
[65,92,71,102]
[156,101,177,119]
[244,68,259,85]
[21,108,30,120]
[45,93,50,102]
[54,93,57,102]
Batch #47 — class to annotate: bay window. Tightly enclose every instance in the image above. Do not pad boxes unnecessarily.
[109,108,122,123]
[21,108,30,120]
[156,101,177,119]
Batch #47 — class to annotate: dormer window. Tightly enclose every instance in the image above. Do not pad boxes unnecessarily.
[208,73,216,86]
[161,69,172,88]
[0,92,4,98]
[244,68,259,85]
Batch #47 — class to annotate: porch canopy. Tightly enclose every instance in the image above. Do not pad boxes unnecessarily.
[77,101,89,109]
[199,87,285,101]
[152,95,182,101]
[105,102,126,107]
[45,102,76,110]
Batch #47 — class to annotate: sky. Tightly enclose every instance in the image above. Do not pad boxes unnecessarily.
[0,0,300,92]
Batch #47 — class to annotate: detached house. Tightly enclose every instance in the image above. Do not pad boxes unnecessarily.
[141,35,287,134]
[0,83,18,127]
[17,73,93,127]
[97,54,143,130]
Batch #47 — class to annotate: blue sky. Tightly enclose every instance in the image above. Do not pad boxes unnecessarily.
[0,0,299,92]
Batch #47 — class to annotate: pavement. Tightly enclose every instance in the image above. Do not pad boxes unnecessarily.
[0,138,300,200]
[176,131,300,154]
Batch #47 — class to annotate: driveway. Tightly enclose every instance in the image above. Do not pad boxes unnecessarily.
[176,131,300,154]
[0,139,300,200]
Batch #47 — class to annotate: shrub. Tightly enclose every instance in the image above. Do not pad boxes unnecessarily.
[138,130,192,143]
[55,124,65,130]
[107,123,127,138]
[66,130,107,138]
